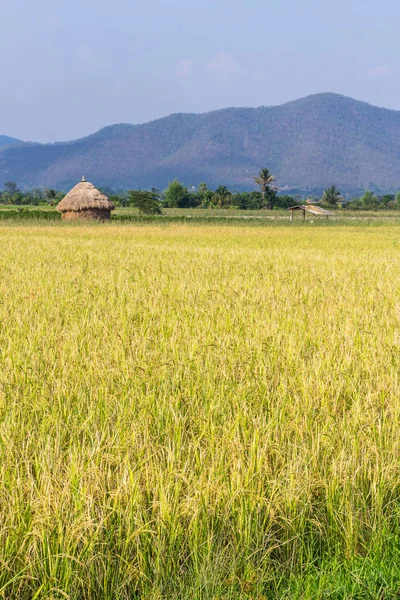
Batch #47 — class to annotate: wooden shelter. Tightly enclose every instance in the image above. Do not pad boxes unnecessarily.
[288,205,334,221]
[57,177,115,221]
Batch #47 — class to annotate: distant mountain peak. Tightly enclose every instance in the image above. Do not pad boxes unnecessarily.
[0,135,23,149]
[1,94,400,193]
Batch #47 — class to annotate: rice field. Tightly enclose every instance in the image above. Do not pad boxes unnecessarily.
[1,222,400,599]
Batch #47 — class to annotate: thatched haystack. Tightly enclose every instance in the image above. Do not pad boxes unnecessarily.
[57,177,115,221]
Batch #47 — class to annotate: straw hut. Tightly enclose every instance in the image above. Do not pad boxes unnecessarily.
[288,205,334,221]
[57,177,115,221]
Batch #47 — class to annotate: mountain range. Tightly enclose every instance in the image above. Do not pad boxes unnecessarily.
[0,135,22,148]
[1,93,400,193]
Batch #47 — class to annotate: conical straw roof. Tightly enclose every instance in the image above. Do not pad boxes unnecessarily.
[57,177,115,212]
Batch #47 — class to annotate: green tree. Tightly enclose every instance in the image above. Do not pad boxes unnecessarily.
[45,189,58,206]
[360,190,378,208]
[322,185,342,206]
[11,192,24,205]
[198,183,208,196]
[3,181,19,195]
[232,191,261,210]
[31,188,44,204]
[211,185,232,208]
[274,195,296,209]
[254,168,277,209]
[164,179,191,208]
[127,190,162,214]
[109,195,124,207]
[196,184,214,208]
[381,194,395,206]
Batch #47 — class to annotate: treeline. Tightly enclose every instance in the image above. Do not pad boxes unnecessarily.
[0,177,289,211]
[118,179,295,213]
[344,190,400,210]
[0,182,65,206]
[106,182,400,213]
[2,177,400,212]
[320,185,400,210]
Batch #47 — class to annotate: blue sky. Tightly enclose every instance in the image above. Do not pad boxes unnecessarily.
[0,0,399,141]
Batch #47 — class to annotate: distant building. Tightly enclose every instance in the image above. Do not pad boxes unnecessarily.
[288,205,334,220]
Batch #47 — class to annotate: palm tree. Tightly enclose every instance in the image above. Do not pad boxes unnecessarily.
[322,185,342,206]
[212,185,232,208]
[45,189,58,206]
[254,169,277,210]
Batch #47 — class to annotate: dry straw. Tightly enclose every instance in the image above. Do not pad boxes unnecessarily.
[57,176,115,220]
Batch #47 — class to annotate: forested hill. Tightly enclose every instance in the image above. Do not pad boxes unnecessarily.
[1,93,400,192]
[0,135,23,148]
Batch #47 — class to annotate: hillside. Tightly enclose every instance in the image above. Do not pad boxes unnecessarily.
[0,135,23,148]
[1,93,400,192]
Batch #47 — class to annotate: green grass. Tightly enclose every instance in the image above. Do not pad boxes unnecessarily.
[1,222,400,598]
[3,205,400,227]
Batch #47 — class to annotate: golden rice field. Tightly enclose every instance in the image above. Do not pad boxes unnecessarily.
[1,222,400,599]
